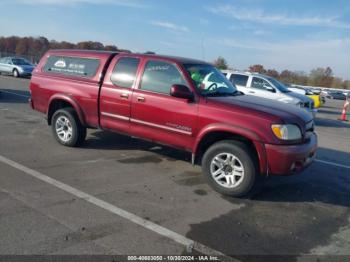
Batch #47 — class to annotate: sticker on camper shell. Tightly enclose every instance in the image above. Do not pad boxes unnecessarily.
[54,59,66,68]
[69,63,85,70]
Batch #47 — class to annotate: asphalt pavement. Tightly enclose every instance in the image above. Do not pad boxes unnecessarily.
[1,75,350,261]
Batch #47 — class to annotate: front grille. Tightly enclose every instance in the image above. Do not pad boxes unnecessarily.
[303,101,314,109]
[304,120,315,141]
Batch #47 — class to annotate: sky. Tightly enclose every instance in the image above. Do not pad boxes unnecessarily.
[1,0,350,79]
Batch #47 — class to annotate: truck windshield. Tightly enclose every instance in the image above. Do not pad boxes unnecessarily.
[267,77,291,93]
[183,64,237,96]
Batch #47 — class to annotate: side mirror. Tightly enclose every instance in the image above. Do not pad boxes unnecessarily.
[264,85,276,93]
[170,85,194,101]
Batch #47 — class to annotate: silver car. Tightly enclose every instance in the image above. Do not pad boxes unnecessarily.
[0,57,35,77]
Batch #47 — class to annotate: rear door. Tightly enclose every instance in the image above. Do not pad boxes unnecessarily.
[99,56,140,133]
[130,59,197,151]
[0,58,13,73]
[0,58,5,72]
[229,74,249,93]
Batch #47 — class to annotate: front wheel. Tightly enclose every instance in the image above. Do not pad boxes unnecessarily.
[51,108,86,147]
[202,140,259,197]
[13,69,19,78]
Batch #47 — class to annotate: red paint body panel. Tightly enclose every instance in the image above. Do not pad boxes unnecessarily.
[265,133,317,175]
[29,49,318,176]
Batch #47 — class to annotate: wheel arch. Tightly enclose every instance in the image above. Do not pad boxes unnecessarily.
[47,94,85,126]
[193,124,268,174]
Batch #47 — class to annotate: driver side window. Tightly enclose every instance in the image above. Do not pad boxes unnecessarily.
[251,77,272,91]
[140,60,187,95]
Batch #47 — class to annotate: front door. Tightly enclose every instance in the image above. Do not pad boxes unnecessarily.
[130,59,197,151]
[248,76,277,100]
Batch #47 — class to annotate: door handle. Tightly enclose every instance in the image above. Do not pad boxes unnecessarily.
[248,91,255,94]
[120,93,129,99]
[137,96,145,102]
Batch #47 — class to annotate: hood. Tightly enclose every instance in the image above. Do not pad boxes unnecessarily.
[18,65,34,71]
[287,91,313,103]
[207,94,313,124]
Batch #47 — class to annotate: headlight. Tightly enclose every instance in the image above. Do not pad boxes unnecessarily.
[271,124,302,140]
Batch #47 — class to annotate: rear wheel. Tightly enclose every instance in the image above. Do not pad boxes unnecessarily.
[202,140,260,197]
[13,69,19,78]
[51,108,86,147]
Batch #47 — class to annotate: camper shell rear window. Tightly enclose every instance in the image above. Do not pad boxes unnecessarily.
[43,56,100,78]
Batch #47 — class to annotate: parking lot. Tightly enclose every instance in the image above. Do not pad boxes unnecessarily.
[1,75,350,259]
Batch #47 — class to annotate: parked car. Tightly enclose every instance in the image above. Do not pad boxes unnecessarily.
[29,50,317,197]
[328,91,347,100]
[288,86,306,95]
[0,57,35,77]
[222,71,316,116]
[287,86,323,108]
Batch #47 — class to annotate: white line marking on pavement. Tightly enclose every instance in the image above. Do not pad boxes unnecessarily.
[315,159,350,170]
[0,90,30,98]
[0,154,235,260]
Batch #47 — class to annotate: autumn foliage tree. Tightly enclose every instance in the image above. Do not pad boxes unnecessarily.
[248,64,266,74]
[0,36,127,63]
[266,69,279,79]
[213,56,229,70]
[1,36,349,89]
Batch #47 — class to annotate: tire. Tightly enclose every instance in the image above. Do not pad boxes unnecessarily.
[202,140,260,197]
[13,69,19,78]
[51,108,86,147]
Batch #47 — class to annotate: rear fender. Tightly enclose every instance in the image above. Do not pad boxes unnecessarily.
[47,94,85,125]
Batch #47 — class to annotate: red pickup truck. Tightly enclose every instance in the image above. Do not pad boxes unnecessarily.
[29,50,317,197]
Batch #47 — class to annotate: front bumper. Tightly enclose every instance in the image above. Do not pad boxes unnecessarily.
[19,71,32,76]
[265,133,318,175]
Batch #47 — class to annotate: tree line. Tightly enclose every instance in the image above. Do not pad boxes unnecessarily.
[213,56,350,89]
[0,36,131,62]
[1,36,348,89]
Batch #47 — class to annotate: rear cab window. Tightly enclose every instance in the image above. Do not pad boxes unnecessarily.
[43,56,100,78]
[111,57,140,88]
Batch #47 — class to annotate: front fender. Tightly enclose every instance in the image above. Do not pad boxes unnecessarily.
[193,123,268,174]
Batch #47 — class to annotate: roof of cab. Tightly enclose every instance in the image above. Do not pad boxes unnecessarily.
[136,53,207,64]
[46,49,207,65]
